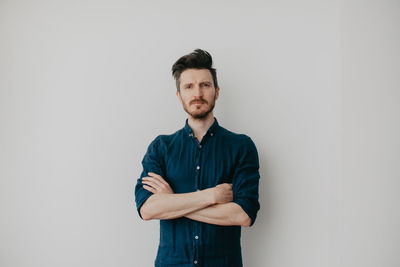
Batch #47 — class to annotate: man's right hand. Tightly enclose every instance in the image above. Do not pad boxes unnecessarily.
[212,183,233,204]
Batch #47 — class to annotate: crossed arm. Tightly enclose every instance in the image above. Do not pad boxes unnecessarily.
[139,172,252,227]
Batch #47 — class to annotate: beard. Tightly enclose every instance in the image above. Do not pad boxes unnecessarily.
[182,97,216,119]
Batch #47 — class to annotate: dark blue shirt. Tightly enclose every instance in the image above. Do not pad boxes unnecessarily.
[134,117,260,267]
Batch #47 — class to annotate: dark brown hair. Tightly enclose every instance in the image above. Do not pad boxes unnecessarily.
[171,48,218,91]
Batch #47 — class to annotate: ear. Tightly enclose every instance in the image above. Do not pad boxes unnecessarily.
[215,87,220,100]
[176,90,183,104]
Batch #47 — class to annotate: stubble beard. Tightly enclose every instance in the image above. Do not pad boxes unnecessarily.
[183,97,216,120]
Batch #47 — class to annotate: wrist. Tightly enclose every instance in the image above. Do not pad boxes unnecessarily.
[203,187,216,205]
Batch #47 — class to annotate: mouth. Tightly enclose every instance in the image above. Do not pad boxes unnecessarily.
[192,101,205,105]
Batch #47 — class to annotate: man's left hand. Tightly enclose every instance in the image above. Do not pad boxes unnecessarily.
[142,172,174,194]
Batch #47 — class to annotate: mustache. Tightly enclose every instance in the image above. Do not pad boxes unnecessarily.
[190,99,207,105]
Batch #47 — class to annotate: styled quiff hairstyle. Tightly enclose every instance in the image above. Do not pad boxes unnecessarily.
[171,48,219,92]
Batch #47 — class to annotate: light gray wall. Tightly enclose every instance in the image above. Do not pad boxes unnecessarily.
[339,1,400,266]
[0,1,398,266]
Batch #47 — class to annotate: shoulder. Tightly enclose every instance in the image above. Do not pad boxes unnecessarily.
[218,126,259,163]
[218,126,257,148]
[147,128,184,150]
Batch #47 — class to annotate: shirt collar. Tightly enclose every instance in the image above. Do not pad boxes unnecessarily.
[184,117,219,137]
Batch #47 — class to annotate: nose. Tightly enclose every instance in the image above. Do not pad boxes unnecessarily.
[193,84,203,97]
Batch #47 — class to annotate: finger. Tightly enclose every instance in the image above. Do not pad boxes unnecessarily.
[147,173,169,186]
[143,185,156,193]
[145,177,165,189]
[148,172,167,184]
[142,180,162,191]
[148,172,163,179]
[142,177,162,189]
[143,176,165,185]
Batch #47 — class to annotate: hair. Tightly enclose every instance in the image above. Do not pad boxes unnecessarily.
[171,48,218,92]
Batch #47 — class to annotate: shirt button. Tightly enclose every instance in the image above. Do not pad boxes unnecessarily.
[196,166,200,170]
[199,145,202,148]
[210,133,213,136]
[194,260,198,264]
[195,235,199,239]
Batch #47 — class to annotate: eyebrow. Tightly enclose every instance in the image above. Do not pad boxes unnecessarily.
[183,81,212,86]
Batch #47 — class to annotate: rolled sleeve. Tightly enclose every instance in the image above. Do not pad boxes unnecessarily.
[134,135,165,219]
[232,136,260,227]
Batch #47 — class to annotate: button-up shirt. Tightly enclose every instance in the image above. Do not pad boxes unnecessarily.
[134,117,260,267]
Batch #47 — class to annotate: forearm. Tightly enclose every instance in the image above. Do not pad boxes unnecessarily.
[140,189,215,220]
[184,202,251,227]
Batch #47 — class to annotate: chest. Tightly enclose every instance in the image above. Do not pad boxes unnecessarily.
[164,138,238,193]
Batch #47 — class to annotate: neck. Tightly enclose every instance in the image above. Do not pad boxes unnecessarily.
[187,113,215,141]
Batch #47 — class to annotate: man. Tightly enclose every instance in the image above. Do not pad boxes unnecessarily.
[134,49,260,267]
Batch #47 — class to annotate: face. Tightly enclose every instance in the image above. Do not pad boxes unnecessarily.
[176,68,219,120]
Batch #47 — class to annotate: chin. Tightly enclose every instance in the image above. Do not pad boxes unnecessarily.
[191,110,211,119]
[183,103,214,119]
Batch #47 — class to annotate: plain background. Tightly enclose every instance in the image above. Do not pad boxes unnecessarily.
[1,0,399,266]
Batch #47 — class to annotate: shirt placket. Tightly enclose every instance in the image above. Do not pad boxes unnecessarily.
[189,132,203,266]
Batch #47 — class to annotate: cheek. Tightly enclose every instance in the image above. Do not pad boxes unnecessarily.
[179,93,188,103]
[182,96,190,103]
[182,97,192,106]
[206,92,216,101]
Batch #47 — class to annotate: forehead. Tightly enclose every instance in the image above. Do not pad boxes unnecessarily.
[180,68,213,84]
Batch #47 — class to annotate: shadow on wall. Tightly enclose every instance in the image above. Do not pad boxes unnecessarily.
[241,147,273,266]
